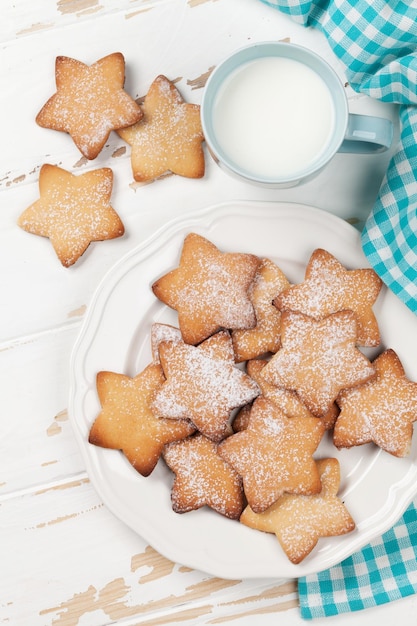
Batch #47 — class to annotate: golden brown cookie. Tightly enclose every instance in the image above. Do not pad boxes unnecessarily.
[334,349,417,457]
[88,364,195,477]
[261,310,376,417]
[274,248,383,347]
[36,52,143,160]
[218,396,325,513]
[232,258,290,362]
[195,328,237,362]
[17,164,124,267]
[152,324,237,365]
[118,74,204,182]
[246,358,338,430]
[152,335,260,442]
[240,458,355,563]
[150,323,183,364]
[163,433,244,519]
[232,403,253,432]
[152,233,261,345]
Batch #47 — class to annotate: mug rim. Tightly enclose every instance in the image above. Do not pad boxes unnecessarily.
[201,41,348,186]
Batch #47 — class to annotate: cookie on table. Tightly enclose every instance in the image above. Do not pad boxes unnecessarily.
[88,364,195,477]
[152,333,260,442]
[118,74,205,182]
[274,248,383,347]
[17,164,124,267]
[163,433,244,519]
[218,396,325,513]
[232,258,290,362]
[36,52,143,160]
[334,349,417,457]
[152,233,261,345]
[240,458,355,563]
[260,310,376,417]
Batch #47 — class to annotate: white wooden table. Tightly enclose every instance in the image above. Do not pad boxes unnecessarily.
[2,1,417,624]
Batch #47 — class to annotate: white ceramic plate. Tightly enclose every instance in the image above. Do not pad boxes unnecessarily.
[68,201,417,579]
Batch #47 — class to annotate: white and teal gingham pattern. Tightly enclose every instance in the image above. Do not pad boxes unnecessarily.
[298,501,417,619]
[259,0,417,314]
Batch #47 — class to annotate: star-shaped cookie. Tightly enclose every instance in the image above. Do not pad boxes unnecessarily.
[88,363,195,477]
[118,74,204,181]
[18,164,124,267]
[218,396,325,513]
[334,349,417,457]
[163,433,244,519]
[274,248,383,347]
[240,458,355,563]
[152,233,261,345]
[261,310,376,417]
[232,258,290,362]
[152,336,260,442]
[36,52,143,159]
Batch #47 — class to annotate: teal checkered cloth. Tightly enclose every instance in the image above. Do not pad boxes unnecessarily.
[298,501,417,619]
[259,0,417,315]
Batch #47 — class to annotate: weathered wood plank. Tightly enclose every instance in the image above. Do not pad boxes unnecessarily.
[0,325,85,493]
[1,477,298,625]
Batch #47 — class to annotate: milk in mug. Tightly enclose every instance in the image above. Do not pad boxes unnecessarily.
[211,56,335,180]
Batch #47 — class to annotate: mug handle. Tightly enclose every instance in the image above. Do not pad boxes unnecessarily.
[339,114,393,154]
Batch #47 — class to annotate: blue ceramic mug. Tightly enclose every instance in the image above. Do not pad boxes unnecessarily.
[201,42,393,188]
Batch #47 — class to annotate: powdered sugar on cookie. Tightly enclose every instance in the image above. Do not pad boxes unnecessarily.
[152,233,261,344]
[153,339,260,441]
[18,164,124,267]
[36,53,143,160]
[118,75,205,181]
[261,310,376,417]
[334,349,417,456]
[275,248,382,347]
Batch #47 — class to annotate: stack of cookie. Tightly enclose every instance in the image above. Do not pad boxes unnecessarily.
[88,232,417,563]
